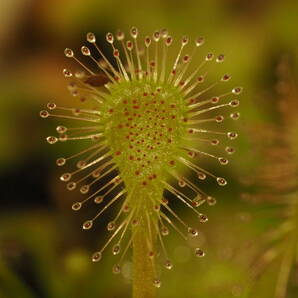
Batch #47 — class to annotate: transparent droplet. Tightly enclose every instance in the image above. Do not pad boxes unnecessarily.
[76,160,86,169]
[218,157,228,165]
[230,112,240,120]
[153,31,160,42]
[145,36,151,47]
[64,48,74,58]
[56,158,66,166]
[126,40,133,51]
[211,96,219,104]
[107,221,116,231]
[165,36,173,46]
[188,227,198,237]
[82,220,93,230]
[211,139,220,145]
[232,87,243,95]
[80,185,90,194]
[217,177,227,186]
[59,134,68,142]
[225,146,235,154]
[205,53,214,61]
[206,196,217,206]
[106,32,114,44]
[178,180,186,187]
[112,244,121,255]
[197,172,206,180]
[60,173,71,182]
[227,132,238,140]
[72,202,82,211]
[221,74,231,81]
[116,30,125,41]
[215,115,224,123]
[112,264,121,274]
[181,36,189,46]
[161,28,168,38]
[94,196,103,204]
[47,102,56,110]
[63,69,72,77]
[199,213,208,223]
[130,27,138,39]
[67,182,77,191]
[195,248,205,257]
[46,136,58,144]
[164,260,173,270]
[40,110,49,118]
[56,126,67,133]
[216,54,225,63]
[81,46,91,56]
[196,37,205,47]
[229,100,240,107]
[86,32,96,43]
[92,251,102,262]
[153,278,161,288]
[161,226,169,236]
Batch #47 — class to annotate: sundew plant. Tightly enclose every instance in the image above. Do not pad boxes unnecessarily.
[40,27,241,298]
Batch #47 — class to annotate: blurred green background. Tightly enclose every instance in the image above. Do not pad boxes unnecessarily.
[1,0,298,297]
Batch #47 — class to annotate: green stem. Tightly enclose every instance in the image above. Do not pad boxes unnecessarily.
[132,222,156,298]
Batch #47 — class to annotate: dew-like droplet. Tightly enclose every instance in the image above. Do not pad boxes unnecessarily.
[116,30,125,41]
[76,160,86,169]
[67,182,77,191]
[56,158,66,166]
[230,112,240,120]
[161,226,169,236]
[64,48,74,58]
[81,46,91,56]
[196,37,205,47]
[82,220,93,230]
[107,221,116,231]
[130,27,138,39]
[225,146,235,154]
[211,139,220,145]
[206,196,217,206]
[205,53,214,61]
[60,173,72,182]
[178,180,186,187]
[46,136,58,144]
[87,32,96,43]
[112,244,121,255]
[164,260,173,270]
[229,99,240,107]
[72,202,82,211]
[63,68,72,77]
[80,185,90,194]
[165,36,173,46]
[217,177,227,186]
[106,32,114,44]
[145,36,151,47]
[188,227,199,237]
[153,31,160,42]
[197,172,206,180]
[227,132,238,140]
[47,102,56,110]
[221,74,231,82]
[153,278,161,288]
[182,36,189,46]
[40,110,49,118]
[94,196,103,204]
[126,40,133,51]
[216,54,225,63]
[59,134,68,142]
[199,213,208,223]
[92,251,102,262]
[195,248,205,257]
[218,157,228,165]
[161,28,168,38]
[56,125,67,133]
[215,115,224,123]
[112,264,121,274]
[232,87,243,95]
[211,96,219,104]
